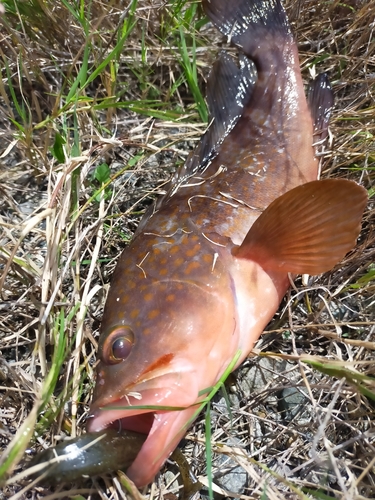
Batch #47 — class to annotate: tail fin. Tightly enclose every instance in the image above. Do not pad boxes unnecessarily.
[202,0,321,184]
[203,0,291,64]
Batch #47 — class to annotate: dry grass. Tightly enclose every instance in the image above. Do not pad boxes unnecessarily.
[0,0,374,498]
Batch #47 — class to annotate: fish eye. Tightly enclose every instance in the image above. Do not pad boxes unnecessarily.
[102,327,135,365]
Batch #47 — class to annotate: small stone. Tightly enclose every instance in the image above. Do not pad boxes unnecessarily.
[214,438,248,494]
[216,461,247,494]
[0,358,9,381]
[237,357,288,406]
[278,387,311,423]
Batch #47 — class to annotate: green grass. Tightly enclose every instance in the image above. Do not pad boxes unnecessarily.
[0,0,374,498]
[0,0,209,491]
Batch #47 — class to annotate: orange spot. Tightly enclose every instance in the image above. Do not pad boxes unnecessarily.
[153,247,161,255]
[175,257,184,267]
[166,294,175,302]
[170,246,179,255]
[202,253,212,263]
[144,293,153,302]
[119,294,129,304]
[159,268,168,276]
[184,261,200,275]
[143,327,151,335]
[127,281,136,290]
[186,243,200,257]
[160,257,168,265]
[148,309,160,320]
[130,309,140,319]
[141,353,174,375]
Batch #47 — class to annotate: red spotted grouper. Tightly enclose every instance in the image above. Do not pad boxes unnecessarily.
[87,0,367,487]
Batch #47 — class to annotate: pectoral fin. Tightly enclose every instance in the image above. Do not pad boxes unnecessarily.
[233,179,367,275]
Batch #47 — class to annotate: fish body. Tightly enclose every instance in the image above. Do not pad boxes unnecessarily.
[88,0,367,487]
[28,429,145,484]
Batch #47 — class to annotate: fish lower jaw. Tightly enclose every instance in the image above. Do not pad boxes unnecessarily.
[126,405,200,487]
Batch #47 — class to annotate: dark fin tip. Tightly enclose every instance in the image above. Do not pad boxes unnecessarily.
[197,52,257,169]
[308,73,334,141]
[202,0,291,44]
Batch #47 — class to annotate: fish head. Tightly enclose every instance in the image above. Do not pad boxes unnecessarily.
[87,237,237,486]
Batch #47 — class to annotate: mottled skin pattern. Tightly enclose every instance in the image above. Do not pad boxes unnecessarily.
[88,0,327,487]
[153,47,316,254]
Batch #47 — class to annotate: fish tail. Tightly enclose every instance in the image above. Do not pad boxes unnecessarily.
[203,0,291,68]
[202,0,320,184]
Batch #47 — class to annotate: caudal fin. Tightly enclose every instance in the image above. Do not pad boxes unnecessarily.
[202,0,291,64]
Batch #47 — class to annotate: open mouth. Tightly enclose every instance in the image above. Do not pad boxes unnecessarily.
[109,412,155,434]
[87,390,200,487]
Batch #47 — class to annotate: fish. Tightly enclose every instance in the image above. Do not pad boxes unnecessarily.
[87,0,368,488]
[28,429,145,484]
[28,430,201,496]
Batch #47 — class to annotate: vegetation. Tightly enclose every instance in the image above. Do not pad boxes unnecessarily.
[0,0,374,498]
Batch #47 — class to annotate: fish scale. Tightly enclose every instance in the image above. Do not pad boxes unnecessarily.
[88,0,367,488]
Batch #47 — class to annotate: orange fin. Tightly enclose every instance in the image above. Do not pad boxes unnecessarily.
[233,179,367,275]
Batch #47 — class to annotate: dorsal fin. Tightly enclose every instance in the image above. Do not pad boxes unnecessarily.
[308,73,334,141]
[198,52,257,168]
[178,51,257,178]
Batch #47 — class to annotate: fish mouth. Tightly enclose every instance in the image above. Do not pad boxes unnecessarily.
[87,386,200,487]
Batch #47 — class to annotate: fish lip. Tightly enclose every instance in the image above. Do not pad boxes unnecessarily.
[87,362,200,431]
[87,382,198,433]
[86,391,169,434]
